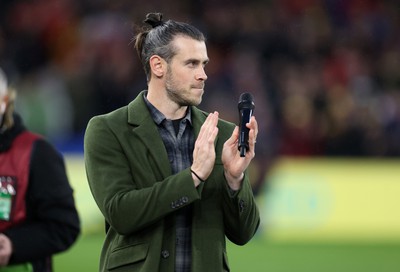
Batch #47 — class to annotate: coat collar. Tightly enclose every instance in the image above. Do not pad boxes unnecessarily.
[127,90,209,135]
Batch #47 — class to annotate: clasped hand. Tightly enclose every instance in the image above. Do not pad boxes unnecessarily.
[191,111,258,189]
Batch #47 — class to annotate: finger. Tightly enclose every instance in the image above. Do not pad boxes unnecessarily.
[209,111,219,127]
[207,112,219,143]
[250,129,257,147]
[209,125,219,144]
[225,126,239,146]
[204,112,218,140]
[246,116,258,142]
[252,116,258,134]
[197,112,215,142]
[246,116,258,133]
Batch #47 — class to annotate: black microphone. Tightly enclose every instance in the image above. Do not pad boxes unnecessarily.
[238,92,255,157]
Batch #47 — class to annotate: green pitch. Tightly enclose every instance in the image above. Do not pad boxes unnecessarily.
[57,156,400,271]
[54,233,400,271]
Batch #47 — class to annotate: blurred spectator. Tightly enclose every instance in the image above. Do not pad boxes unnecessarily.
[1,0,400,194]
[0,67,80,272]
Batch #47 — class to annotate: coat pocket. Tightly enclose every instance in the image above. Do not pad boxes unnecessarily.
[108,242,149,271]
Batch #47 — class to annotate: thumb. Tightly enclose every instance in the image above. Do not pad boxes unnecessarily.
[226,126,239,146]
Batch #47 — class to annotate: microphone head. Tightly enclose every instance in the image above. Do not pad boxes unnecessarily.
[238,92,255,110]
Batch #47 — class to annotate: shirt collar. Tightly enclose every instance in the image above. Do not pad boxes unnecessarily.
[143,91,192,126]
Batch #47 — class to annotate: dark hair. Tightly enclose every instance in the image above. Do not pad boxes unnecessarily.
[134,13,206,82]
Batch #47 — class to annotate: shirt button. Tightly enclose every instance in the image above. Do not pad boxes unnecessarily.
[161,250,170,259]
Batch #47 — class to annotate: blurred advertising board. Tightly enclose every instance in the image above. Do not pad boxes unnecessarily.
[260,157,400,243]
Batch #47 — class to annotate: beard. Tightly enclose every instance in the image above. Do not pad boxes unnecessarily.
[165,67,203,107]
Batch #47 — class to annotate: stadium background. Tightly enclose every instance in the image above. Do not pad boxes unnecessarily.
[1,0,400,271]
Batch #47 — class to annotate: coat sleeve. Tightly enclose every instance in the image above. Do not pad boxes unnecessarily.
[214,119,260,246]
[221,172,260,245]
[4,139,81,264]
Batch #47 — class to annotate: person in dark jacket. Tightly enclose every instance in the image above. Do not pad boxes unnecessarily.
[0,67,80,272]
[85,13,259,272]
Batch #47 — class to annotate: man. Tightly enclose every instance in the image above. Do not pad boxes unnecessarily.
[84,13,260,272]
[0,68,80,271]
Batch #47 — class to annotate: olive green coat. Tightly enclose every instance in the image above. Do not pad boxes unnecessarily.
[84,91,260,272]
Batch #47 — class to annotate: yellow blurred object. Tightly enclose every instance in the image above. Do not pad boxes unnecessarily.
[260,157,400,243]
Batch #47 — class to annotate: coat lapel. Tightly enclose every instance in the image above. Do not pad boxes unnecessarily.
[127,92,171,178]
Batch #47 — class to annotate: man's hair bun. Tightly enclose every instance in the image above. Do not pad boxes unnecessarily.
[144,13,164,28]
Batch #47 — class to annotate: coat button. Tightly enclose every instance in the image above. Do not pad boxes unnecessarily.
[239,199,245,212]
[161,250,170,259]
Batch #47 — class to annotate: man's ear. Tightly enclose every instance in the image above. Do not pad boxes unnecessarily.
[149,55,165,78]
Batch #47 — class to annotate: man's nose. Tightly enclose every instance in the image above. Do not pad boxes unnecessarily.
[196,67,207,81]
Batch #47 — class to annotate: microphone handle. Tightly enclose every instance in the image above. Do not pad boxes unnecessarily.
[238,108,253,157]
[240,145,246,157]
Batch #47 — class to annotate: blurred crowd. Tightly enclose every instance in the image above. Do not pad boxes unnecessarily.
[1,0,400,192]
